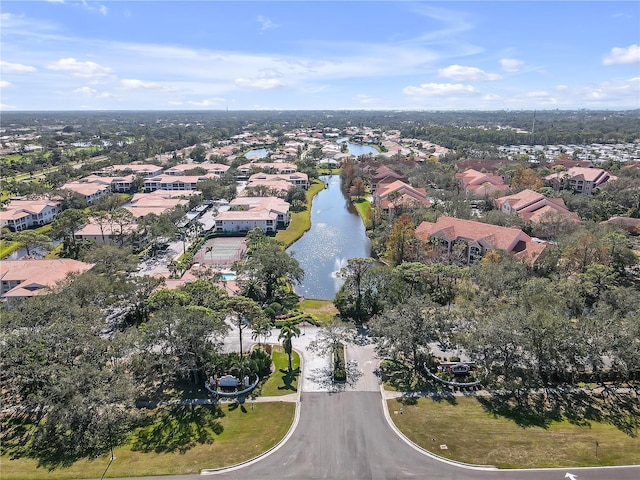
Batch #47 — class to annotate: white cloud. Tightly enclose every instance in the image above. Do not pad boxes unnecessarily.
[603,44,640,65]
[354,94,379,105]
[188,98,226,107]
[121,78,171,90]
[257,15,279,32]
[525,90,551,98]
[1,61,37,73]
[500,58,524,73]
[482,94,501,101]
[47,58,111,77]
[73,86,112,98]
[80,0,108,15]
[438,65,502,81]
[235,77,286,89]
[403,82,478,96]
[0,81,12,88]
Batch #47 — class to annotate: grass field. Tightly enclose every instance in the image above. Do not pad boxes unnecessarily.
[388,395,640,468]
[352,197,371,224]
[260,346,300,396]
[275,179,325,247]
[299,299,339,323]
[1,402,295,479]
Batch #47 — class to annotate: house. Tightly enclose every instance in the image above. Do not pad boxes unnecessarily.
[494,189,581,224]
[61,176,113,205]
[1,258,94,307]
[369,165,406,193]
[94,164,164,177]
[229,196,291,227]
[373,180,431,215]
[110,174,138,193]
[0,198,62,231]
[164,163,230,177]
[214,209,279,234]
[415,216,547,265]
[143,174,218,193]
[545,167,617,195]
[247,172,309,190]
[455,169,509,198]
[124,191,192,218]
[602,216,640,235]
[237,162,298,175]
[75,218,139,246]
[215,196,291,234]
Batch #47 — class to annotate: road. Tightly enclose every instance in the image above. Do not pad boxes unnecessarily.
[110,326,640,480]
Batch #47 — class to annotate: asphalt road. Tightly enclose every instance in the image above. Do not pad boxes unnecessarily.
[201,391,639,480]
[107,327,639,480]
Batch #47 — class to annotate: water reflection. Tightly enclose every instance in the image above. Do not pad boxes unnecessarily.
[287,175,371,300]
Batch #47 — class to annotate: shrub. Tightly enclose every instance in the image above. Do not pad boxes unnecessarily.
[332,342,346,382]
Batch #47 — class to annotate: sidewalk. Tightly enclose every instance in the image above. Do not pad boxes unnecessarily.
[135,392,299,408]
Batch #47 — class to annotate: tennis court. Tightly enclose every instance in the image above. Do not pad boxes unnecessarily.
[194,237,248,267]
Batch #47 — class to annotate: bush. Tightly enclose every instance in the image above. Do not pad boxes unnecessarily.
[269,302,282,314]
[332,342,346,382]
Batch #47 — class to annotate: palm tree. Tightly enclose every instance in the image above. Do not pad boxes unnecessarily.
[278,324,301,372]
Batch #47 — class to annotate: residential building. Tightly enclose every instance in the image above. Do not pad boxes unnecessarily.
[61,176,112,205]
[247,172,309,190]
[214,209,279,234]
[602,216,640,235]
[124,191,192,218]
[373,180,431,215]
[0,198,61,231]
[545,167,617,194]
[494,189,581,224]
[1,258,94,307]
[215,196,290,234]
[164,163,230,177]
[415,216,547,265]
[75,218,139,246]
[143,174,218,192]
[94,164,164,177]
[455,168,509,198]
[237,162,297,175]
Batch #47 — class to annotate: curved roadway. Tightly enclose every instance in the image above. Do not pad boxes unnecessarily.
[113,327,640,480]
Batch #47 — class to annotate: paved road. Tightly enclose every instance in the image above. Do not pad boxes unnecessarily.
[108,327,640,480]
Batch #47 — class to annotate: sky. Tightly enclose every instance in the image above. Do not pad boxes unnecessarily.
[1,0,639,111]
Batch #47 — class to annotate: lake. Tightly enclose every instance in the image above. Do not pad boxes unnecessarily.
[244,148,270,159]
[286,175,371,300]
[337,138,379,157]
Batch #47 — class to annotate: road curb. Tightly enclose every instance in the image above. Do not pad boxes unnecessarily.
[379,383,499,471]
[200,347,304,475]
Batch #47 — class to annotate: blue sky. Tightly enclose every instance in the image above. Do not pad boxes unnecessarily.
[1,1,639,111]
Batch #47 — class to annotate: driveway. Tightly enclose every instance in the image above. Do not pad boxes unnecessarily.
[111,326,640,480]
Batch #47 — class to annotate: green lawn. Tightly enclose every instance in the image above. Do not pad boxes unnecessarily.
[261,346,300,396]
[388,395,640,468]
[275,179,325,247]
[1,402,295,479]
[352,197,371,223]
[299,299,339,323]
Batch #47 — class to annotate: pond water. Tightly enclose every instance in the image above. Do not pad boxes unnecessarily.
[4,239,61,260]
[244,148,270,159]
[286,175,371,300]
[337,138,379,157]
